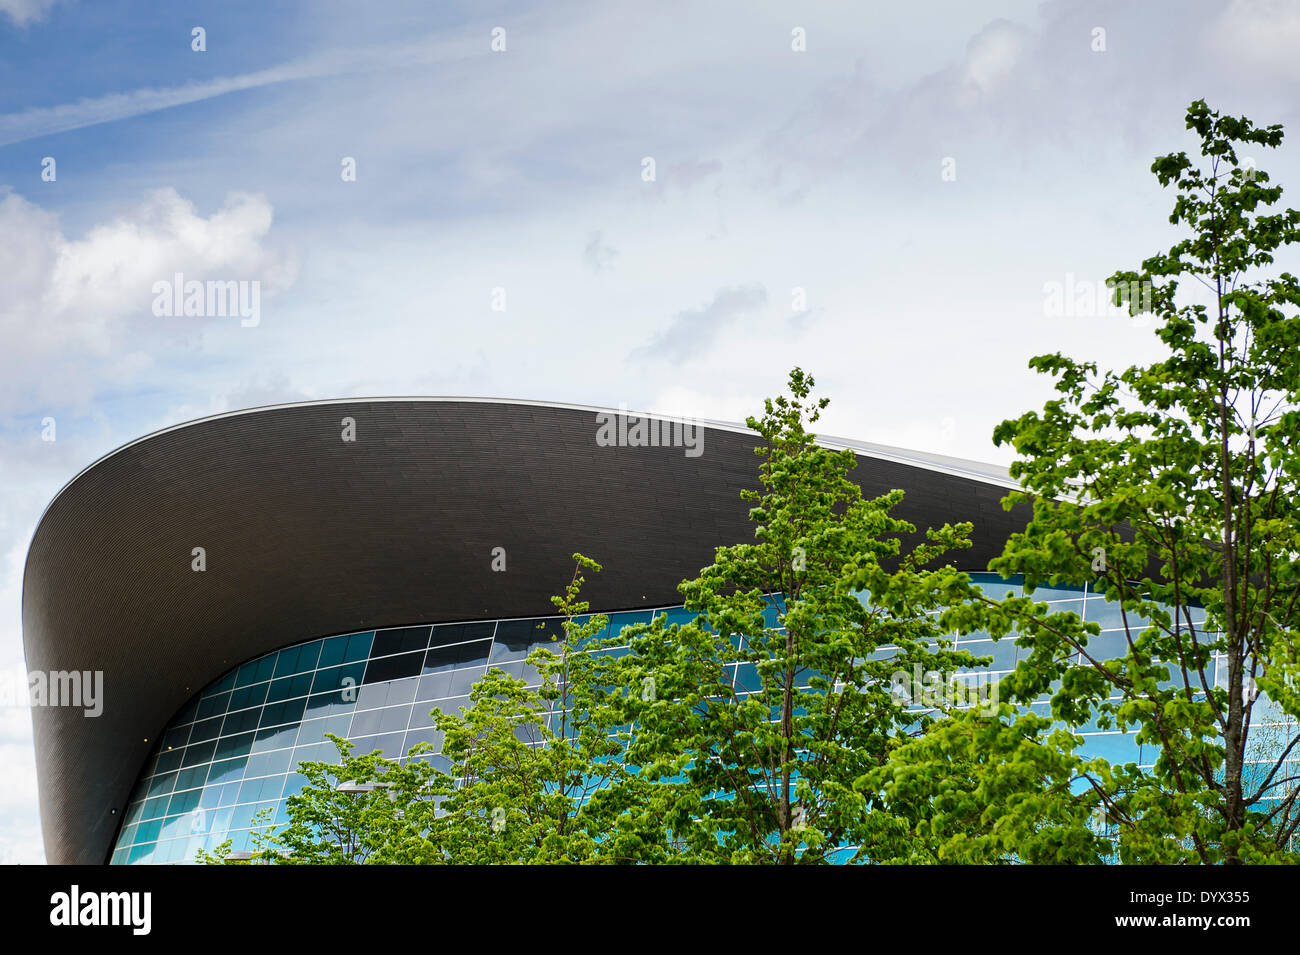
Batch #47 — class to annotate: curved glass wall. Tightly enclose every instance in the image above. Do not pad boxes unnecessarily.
[110,574,1295,863]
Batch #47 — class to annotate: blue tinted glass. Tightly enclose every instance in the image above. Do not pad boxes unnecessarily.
[221,708,261,735]
[154,748,183,774]
[175,766,208,791]
[344,632,374,663]
[118,596,1280,866]
[167,788,202,816]
[317,634,351,669]
[244,749,293,777]
[311,661,365,696]
[228,682,269,712]
[146,772,177,798]
[1085,598,1149,633]
[196,693,229,720]
[206,757,247,786]
[1079,732,1141,765]
[182,741,217,767]
[235,654,277,688]
[188,716,223,744]
[252,724,297,753]
[274,641,323,677]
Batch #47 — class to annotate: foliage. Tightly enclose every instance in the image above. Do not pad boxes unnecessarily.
[602,368,982,863]
[894,100,1300,864]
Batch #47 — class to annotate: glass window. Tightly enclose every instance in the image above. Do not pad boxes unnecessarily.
[252,724,297,753]
[259,697,307,728]
[295,714,353,746]
[181,741,217,767]
[407,704,439,730]
[372,626,432,658]
[492,618,563,663]
[960,638,1019,671]
[344,632,374,663]
[291,741,338,767]
[430,622,495,647]
[206,757,247,786]
[608,611,654,635]
[349,708,385,737]
[380,705,413,734]
[172,696,201,726]
[363,651,423,684]
[234,654,277,688]
[146,772,177,799]
[167,788,202,817]
[384,678,418,707]
[422,643,462,674]
[1079,732,1141,766]
[154,748,183,774]
[222,708,261,736]
[274,640,322,677]
[196,692,230,721]
[350,732,404,758]
[403,728,443,752]
[1082,630,1131,661]
[317,633,351,669]
[188,716,223,745]
[266,671,314,704]
[228,682,269,712]
[243,749,293,778]
[175,765,208,791]
[311,661,366,696]
[449,666,486,698]
[1085,598,1150,633]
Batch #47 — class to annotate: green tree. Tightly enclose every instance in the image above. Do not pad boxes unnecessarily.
[891,100,1300,864]
[605,368,982,863]
[428,554,658,863]
[196,738,441,864]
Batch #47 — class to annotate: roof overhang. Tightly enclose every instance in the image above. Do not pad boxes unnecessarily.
[22,398,1026,864]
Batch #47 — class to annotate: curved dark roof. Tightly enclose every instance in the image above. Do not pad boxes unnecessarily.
[22,398,1026,864]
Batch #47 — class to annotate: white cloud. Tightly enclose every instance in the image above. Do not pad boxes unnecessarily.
[0,32,466,147]
[962,19,1029,95]
[1212,0,1300,81]
[0,0,56,27]
[0,187,296,409]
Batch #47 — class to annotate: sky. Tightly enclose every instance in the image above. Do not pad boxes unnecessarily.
[2,0,1300,864]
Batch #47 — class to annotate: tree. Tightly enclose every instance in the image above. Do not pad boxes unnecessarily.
[196,737,440,864]
[428,554,659,863]
[604,368,983,863]
[890,100,1300,864]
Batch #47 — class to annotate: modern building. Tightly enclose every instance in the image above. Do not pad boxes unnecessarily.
[24,398,1272,865]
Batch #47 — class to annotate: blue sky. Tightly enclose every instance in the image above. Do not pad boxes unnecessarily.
[2,0,1299,863]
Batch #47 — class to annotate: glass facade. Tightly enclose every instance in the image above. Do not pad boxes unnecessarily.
[110,573,1295,863]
